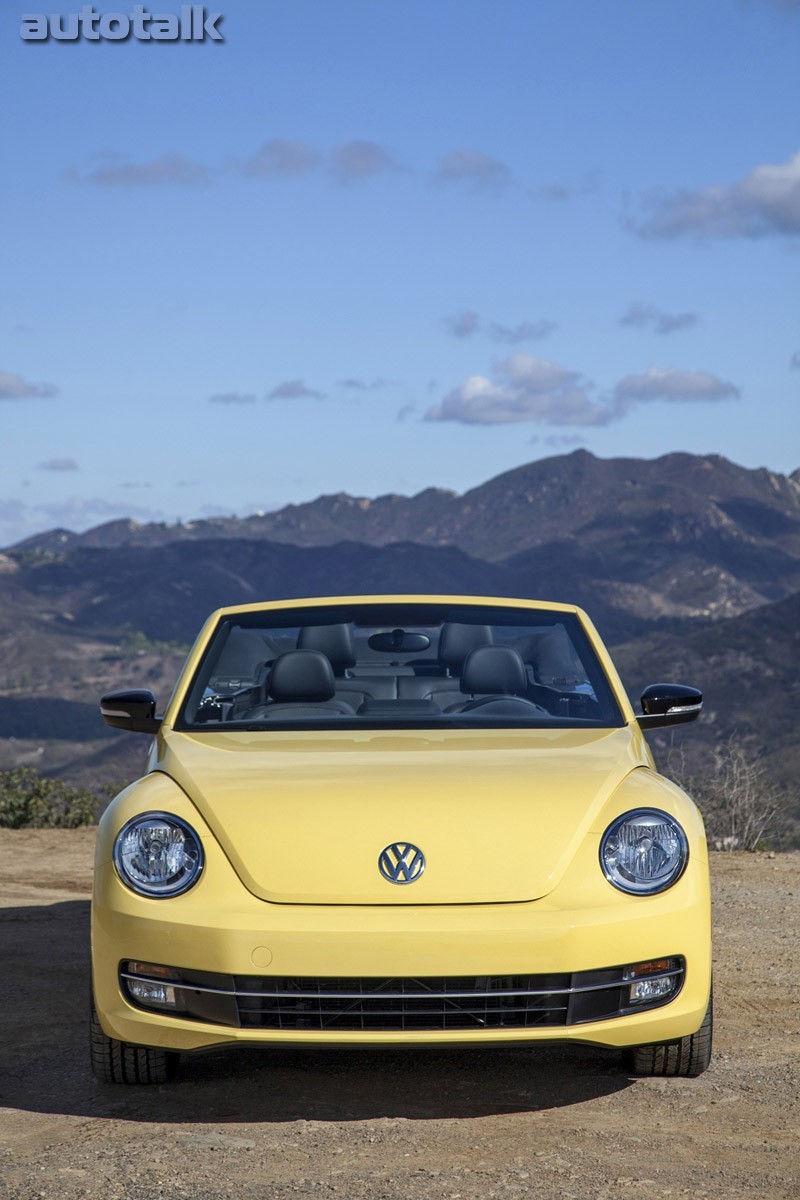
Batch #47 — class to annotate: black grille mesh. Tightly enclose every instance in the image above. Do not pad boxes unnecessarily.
[234,973,597,1031]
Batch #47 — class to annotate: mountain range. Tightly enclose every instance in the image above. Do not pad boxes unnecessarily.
[1,449,799,819]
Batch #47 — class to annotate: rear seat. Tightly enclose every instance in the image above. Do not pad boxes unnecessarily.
[398,622,494,702]
[347,664,407,700]
[297,624,396,704]
[295,621,497,708]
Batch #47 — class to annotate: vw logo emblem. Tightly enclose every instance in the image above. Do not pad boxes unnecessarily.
[378,842,426,885]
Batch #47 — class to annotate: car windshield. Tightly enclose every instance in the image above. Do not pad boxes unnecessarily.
[177,603,624,731]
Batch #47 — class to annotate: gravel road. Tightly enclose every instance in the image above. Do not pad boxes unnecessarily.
[0,830,797,1200]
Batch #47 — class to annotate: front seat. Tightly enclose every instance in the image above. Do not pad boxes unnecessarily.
[256,650,356,719]
[461,645,528,696]
[450,645,545,716]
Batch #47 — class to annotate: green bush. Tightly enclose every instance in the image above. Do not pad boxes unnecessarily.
[0,767,98,828]
[120,630,189,657]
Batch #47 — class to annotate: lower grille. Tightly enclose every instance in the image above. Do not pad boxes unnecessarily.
[121,961,685,1032]
[236,974,574,1031]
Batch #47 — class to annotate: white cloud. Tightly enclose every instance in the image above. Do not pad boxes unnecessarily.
[241,139,319,178]
[488,319,557,344]
[636,149,800,239]
[613,367,740,403]
[529,433,586,448]
[0,495,166,548]
[37,458,79,471]
[530,170,600,204]
[209,392,257,405]
[34,496,162,524]
[426,354,611,426]
[0,370,58,400]
[435,148,511,190]
[534,182,570,203]
[426,357,741,427]
[330,141,400,183]
[444,310,481,338]
[443,313,556,342]
[67,153,212,187]
[266,379,326,400]
[620,302,698,335]
[338,377,394,391]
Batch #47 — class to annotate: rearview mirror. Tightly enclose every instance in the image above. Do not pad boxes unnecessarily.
[636,683,702,730]
[100,689,162,734]
[368,629,431,653]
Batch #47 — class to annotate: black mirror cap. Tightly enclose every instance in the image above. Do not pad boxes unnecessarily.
[100,689,162,734]
[637,683,702,730]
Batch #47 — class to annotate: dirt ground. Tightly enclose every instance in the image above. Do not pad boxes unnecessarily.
[0,831,797,1200]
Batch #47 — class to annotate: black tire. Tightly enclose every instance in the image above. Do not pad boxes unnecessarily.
[90,999,179,1084]
[624,990,713,1078]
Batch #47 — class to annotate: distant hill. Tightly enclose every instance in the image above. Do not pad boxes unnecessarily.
[7,450,800,631]
[1,449,799,815]
[10,448,800,563]
[612,589,800,796]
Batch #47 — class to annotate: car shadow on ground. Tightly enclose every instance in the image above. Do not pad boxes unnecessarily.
[0,900,633,1122]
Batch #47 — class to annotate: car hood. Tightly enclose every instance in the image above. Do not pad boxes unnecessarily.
[157,726,644,905]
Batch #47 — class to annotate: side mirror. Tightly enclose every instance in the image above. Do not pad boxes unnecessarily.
[636,683,702,730]
[100,689,162,734]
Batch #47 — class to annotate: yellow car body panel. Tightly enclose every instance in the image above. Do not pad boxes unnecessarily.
[155,726,648,904]
[92,595,711,1057]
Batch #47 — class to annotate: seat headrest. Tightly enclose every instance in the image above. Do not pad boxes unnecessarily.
[438,623,493,670]
[268,650,336,702]
[297,623,356,671]
[516,627,583,688]
[213,630,271,676]
[534,628,582,687]
[461,645,527,697]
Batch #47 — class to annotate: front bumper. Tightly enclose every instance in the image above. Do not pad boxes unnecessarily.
[92,844,712,1052]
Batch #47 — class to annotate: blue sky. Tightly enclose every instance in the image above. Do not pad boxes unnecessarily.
[1,0,798,546]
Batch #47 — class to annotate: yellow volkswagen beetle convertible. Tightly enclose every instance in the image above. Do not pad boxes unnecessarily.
[92,595,711,1083]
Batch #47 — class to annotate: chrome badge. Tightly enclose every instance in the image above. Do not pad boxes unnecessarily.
[378,842,426,885]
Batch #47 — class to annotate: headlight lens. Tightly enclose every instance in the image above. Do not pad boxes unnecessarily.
[600,809,688,895]
[113,812,203,898]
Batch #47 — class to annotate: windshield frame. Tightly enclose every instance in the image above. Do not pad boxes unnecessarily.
[172,601,627,733]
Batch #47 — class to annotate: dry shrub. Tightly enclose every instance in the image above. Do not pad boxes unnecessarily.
[668,739,789,851]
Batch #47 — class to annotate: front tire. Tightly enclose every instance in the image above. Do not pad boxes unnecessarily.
[90,999,179,1084]
[624,990,713,1078]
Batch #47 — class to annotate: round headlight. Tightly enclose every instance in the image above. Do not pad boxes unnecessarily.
[113,812,203,898]
[600,809,688,895]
